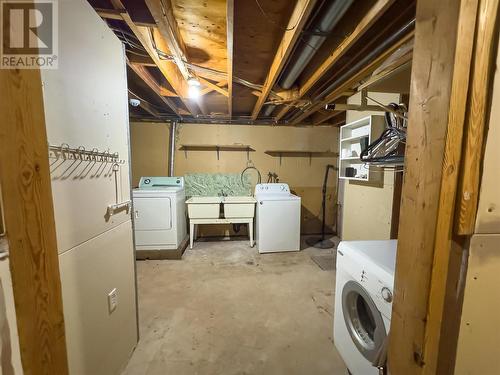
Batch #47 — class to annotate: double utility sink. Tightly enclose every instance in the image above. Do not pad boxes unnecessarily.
[186,196,256,219]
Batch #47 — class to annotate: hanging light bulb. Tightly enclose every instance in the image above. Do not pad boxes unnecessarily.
[187,77,200,99]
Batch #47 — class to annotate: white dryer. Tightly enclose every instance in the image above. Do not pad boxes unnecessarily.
[255,183,301,253]
[333,240,397,375]
[132,177,187,254]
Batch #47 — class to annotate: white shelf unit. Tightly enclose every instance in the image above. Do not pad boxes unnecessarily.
[339,115,385,181]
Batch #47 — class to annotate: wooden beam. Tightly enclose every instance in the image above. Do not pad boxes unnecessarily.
[387,0,472,373]
[198,77,228,97]
[0,67,69,375]
[423,1,483,373]
[129,90,161,118]
[226,0,234,117]
[95,8,125,20]
[291,31,414,124]
[456,0,500,235]
[250,0,317,120]
[275,0,396,121]
[127,61,181,116]
[109,0,200,116]
[126,53,156,66]
[144,0,190,79]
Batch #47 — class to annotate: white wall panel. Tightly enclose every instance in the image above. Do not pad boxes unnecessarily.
[41,0,131,253]
[59,221,137,375]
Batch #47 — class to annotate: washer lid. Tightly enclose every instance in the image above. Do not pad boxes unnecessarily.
[133,187,182,197]
[255,193,300,201]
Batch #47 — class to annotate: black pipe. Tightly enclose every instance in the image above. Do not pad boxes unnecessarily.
[320,164,336,241]
[313,18,416,102]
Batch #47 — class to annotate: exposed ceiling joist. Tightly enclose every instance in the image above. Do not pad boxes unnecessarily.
[143,0,208,115]
[109,0,202,117]
[250,0,318,120]
[275,0,396,122]
[95,8,125,20]
[291,31,414,124]
[144,0,190,79]
[227,0,234,118]
[126,53,155,66]
[127,61,181,116]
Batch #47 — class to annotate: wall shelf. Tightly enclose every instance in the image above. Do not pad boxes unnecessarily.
[264,150,338,165]
[179,144,255,160]
[339,115,385,181]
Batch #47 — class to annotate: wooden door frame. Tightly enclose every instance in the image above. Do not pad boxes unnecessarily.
[0,68,69,373]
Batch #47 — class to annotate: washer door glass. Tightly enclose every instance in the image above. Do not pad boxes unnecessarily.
[341,280,386,363]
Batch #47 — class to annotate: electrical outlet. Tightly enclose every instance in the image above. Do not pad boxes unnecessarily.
[108,288,118,313]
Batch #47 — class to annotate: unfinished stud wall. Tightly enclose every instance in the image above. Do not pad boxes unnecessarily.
[341,92,400,240]
[130,122,339,236]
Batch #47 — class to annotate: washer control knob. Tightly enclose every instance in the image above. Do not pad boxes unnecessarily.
[381,287,393,303]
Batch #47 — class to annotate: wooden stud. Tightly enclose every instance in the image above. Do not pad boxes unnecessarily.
[227,0,234,118]
[275,0,396,121]
[423,1,482,372]
[387,0,470,373]
[0,67,69,375]
[250,0,318,120]
[456,0,500,235]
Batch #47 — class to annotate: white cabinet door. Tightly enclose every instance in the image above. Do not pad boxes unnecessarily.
[134,197,172,231]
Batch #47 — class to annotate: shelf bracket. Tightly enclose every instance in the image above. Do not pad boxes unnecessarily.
[216,146,220,160]
[184,149,188,159]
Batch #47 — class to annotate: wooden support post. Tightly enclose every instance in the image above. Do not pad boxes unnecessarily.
[226,0,234,118]
[388,0,480,374]
[0,69,69,374]
[456,0,500,235]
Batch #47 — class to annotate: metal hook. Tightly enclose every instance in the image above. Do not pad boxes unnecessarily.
[76,146,86,160]
[91,148,99,161]
[60,143,70,160]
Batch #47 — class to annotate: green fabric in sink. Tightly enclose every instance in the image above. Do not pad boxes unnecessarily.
[184,173,251,198]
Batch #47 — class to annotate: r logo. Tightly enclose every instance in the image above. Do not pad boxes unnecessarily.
[1,0,58,69]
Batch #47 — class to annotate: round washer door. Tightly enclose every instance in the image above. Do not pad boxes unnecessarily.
[341,280,387,363]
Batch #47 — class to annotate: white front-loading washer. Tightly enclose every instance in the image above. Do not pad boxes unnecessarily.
[333,240,397,374]
[132,177,187,254]
[255,183,301,253]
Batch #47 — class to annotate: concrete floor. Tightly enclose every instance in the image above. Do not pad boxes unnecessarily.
[121,237,347,375]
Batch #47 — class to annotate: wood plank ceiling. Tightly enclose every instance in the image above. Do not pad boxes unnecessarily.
[88,0,416,125]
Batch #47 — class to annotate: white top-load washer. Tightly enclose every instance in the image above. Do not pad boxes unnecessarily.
[333,240,397,375]
[132,177,187,252]
[255,183,301,253]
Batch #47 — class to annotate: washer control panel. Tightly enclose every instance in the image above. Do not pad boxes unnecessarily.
[255,183,290,195]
